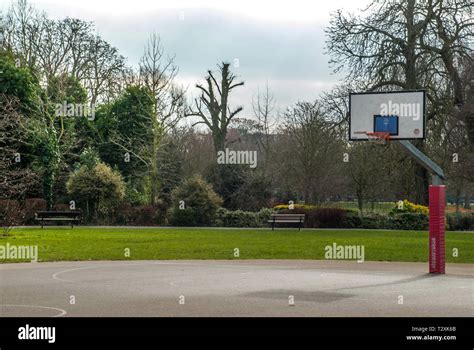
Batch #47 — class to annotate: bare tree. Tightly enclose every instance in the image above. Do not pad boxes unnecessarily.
[187,62,244,152]
[3,0,128,104]
[252,83,277,175]
[0,95,37,232]
[139,33,186,131]
[278,102,345,204]
[326,0,473,204]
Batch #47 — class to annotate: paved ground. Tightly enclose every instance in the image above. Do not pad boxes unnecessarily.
[0,260,472,317]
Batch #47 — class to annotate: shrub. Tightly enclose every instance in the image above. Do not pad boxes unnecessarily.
[279,207,350,228]
[170,176,222,226]
[23,198,47,224]
[391,200,429,215]
[447,213,474,231]
[214,208,273,227]
[214,209,248,227]
[115,203,167,226]
[313,208,349,228]
[357,213,390,229]
[390,213,429,230]
[170,208,198,227]
[66,162,125,221]
[115,203,135,225]
[0,200,24,234]
[53,203,70,211]
[274,204,315,211]
[134,205,159,226]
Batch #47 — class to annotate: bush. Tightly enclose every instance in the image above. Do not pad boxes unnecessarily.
[447,213,474,231]
[170,208,198,227]
[273,206,429,230]
[390,200,429,215]
[115,203,135,225]
[278,207,351,228]
[170,176,222,226]
[214,208,273,227]
[274,204,315,211]
[355,213,390,229]
[0,200,24,234]
[23,198,47,224]
[53,203,71,211]
[134,205,160,226]
[115,203,167,226]
[389,213,429,230]
[66,162,125,221]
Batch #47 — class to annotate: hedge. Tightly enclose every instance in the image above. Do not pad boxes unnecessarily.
[214,208,272,228]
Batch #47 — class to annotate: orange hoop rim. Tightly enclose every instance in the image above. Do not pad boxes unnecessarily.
[366,132,391,141]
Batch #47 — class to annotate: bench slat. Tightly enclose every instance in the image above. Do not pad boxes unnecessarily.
[35,218,77,221]
[35,211,82,228]
[269,213,305,231]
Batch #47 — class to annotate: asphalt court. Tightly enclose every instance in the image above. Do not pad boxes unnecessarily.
[0,260,472,316]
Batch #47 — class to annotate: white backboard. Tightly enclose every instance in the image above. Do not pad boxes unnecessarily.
[349,90,426,140]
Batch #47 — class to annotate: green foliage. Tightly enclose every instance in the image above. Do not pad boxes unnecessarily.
[214,208,273,227]
[66,162,125,221]
[0,52,40,110]
[30,127,61,208]
[170,176,223,226]
[47,74,87,104]
[346,212,429,231]
[77,147,101,170]
[390,200,429,215]
[169,208,198,227]
[228,173,272,211]
[156,138,185,206]
[124,185,148,206]
[94,86,155,181]
[447,213,474,231]
[207,164,246,209]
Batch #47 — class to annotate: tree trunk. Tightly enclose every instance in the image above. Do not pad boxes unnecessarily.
[455,188,461,212]
[464,190,472,210]
[356,190,364,213]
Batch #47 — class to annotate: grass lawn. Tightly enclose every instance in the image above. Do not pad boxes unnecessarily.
[1,227,473,263]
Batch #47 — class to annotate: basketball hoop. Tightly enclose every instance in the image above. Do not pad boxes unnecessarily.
[367,132,390,144]
[353,131,391,145]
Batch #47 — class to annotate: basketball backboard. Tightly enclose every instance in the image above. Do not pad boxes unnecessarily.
[349,90,426,141]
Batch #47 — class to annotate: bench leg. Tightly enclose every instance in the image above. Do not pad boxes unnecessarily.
[272,220,275,231]
[41,218,44,229]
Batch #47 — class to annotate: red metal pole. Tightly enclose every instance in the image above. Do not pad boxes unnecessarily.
[429,185,446,274]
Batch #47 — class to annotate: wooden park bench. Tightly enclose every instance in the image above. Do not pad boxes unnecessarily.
[268,213,305,230]
[35,211,82,228]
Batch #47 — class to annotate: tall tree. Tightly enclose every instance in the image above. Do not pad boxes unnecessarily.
[278,102,345,204]
[326,0,473,204]
[138,33,187,204]
[188,62,244,152]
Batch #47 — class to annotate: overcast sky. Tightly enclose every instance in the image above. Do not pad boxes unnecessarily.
[1,0,370,114]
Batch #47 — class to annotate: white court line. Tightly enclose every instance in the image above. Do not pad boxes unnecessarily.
[50,260,422,284]
[52,265,103,283]
[50,261,270,283]
[0,304,67,317]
